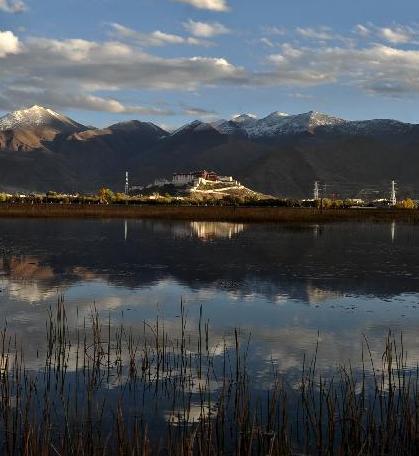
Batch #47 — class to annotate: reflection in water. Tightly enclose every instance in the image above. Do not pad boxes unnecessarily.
[305,283,343,305]
[171,221,245,240]
[391,220,396,243]
[313,224,320,239]
[0,218,419,378]
[190,221,245,239]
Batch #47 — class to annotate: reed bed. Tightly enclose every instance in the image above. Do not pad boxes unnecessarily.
[1,203,419,224]
[0,299,418,455]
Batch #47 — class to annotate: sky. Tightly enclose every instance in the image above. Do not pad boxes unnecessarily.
[2,0,419,128]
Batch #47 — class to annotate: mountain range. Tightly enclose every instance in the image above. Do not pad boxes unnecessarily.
[1,105,419,198]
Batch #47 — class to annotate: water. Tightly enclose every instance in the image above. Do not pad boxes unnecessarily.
[1,217,419,380]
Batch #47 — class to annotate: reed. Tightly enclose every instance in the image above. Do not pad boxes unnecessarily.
[1,203,419,223]
[0,300,417,455]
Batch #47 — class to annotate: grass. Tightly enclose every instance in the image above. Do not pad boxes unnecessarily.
[0,299,418,454]
[1,203,419,223]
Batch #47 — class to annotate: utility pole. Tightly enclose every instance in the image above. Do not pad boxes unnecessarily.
[124,171,129,195]
[390,180,397,206]
[314,181,320,200]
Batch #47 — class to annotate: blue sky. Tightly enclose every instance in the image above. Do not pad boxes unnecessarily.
[1,0,419,128]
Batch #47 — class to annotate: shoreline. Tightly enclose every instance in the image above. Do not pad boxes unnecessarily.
[0,203,419,223]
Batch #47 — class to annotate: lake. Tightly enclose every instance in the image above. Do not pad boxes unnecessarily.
[0,217,418,453]
[1,218,418,374]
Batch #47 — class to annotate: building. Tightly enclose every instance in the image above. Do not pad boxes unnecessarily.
[130,170,239,192]
[172,170,221,186]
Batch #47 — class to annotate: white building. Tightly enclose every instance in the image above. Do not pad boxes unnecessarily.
[172,173,196,186]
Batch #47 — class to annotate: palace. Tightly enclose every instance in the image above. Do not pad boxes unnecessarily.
[131,170,239,192]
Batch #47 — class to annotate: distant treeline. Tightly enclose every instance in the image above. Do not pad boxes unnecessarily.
[1,188,418,209]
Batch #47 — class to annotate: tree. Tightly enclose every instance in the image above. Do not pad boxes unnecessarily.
[98,188,115,204]
[397,198,417,209]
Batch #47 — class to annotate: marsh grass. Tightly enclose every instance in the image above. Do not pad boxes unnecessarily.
[1,203,419,224]
[0,299,418,455]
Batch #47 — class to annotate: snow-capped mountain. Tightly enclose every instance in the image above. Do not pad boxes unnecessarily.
[208,110,418,139]
[169,110,415,140]
[0,105,86,132]
[212,111,347,138]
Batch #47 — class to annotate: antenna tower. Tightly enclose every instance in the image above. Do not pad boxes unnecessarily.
[125,171,129,195]
[314,181,320,200]
[390,180,397,206]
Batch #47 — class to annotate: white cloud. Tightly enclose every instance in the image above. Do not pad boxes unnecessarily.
[354,24,371,37]
[378,26,413,44]
[0,34,248,113]
[0,30,21,57]
[355,23,418,44]
[267,42,419,95]
[261,26,286,36]
[110,23,210,47]
[0,0,26,13]
[5,27,419,115]
[296,26,335,41]
[181,105,217,119]
[173,0,230,12]
[183,19,230,38]
[260,37,274,48]
[0,89,174,115]
[68,95,174,115]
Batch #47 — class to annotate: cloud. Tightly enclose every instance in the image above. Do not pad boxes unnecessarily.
[288,92,314,99]
[183,19,230,38]
[110,23,210,47]
[61,95,174,115]
[296,26,335,41]
[181,105,217,117]
[266,42,419,95]
[378,26,414,44]
[0,35,247,91]
[0,30,21,57]
[5,28,419,115]
[261,26,286,36]
[354,24,370,37]
[260,37,274,48]
[354,23,418,44]
[0,89,174,115]
[0,34,248,113]
[0,0,26,13]
[173,0,230,12]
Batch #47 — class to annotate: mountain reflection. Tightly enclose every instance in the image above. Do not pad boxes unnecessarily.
[1,219,419,301]
[1,218,419,378]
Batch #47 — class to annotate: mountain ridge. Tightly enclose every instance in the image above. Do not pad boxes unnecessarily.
[1,105,419,198]
[1,104,416,138]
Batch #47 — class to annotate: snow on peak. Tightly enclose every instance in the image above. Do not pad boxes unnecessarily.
[212,110,347,137]
[232,113,258,123]
[265,111,289,118]
[0,105,84,132]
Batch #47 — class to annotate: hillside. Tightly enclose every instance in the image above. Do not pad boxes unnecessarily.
[1,105,419,198]
[136,176,269,200]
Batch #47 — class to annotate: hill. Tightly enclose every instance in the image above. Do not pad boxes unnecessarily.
[136,175,269,201]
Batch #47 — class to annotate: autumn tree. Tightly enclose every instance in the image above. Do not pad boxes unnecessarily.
[396,198,417,209]
[98,188,115,204]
